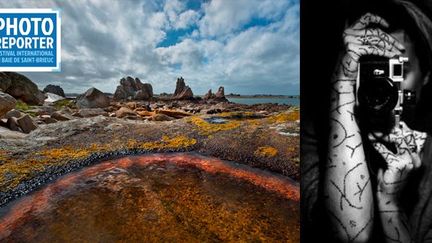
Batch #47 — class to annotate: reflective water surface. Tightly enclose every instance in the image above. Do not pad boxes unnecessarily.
[0,153,299,242]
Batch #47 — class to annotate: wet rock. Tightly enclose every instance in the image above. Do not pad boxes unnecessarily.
[76,87,110,109]
[77,108,108,118]
[173,77,193,100]
[0,92,17,117]
[43,84,65,97]
[115,107,136,118]
[16,114,37,133]
[0,72,45,105]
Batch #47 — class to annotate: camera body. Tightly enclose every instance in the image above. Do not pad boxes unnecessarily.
[356,55,412,133]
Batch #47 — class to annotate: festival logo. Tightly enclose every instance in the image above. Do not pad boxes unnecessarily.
[0,9,61,71]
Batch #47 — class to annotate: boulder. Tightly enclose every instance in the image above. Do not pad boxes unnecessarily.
[150,113,175,121]
[16,114,37,133]
[134,83,153,100]
[134,90,150,100]
[0,91,17,117]
[43,84,65,97]
[76,87,110,108]
[6,117,20,131]
[51,111,75,121]
[0,72,45,105]
[125,102,138,110]
[4,109,22,119]
[156,109,192,119]
[173,77,193,100]
[114,76,153,101]
[113,85,129,100]
[115,107,136,118]
[39,115,57,124]
[45,92,66,103]
[0,73,11,92]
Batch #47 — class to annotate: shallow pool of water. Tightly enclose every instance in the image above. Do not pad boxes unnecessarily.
[0,153,299,242]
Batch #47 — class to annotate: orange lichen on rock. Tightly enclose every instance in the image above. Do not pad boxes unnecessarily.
[189,116,240,135]
[267,110,299,124]
[37,147,91,161]
[218,111,256,118]
[254,146,278,157]
[138,135,197,150]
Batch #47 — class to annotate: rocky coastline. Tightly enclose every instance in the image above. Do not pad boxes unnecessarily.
[0,72,299,208]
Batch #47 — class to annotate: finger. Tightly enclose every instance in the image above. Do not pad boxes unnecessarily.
[344,32,405,52]
[399,122,416,151]
[345,28,405,51]
[372,141,394,156]
[413,131,428,153]
[411,152,422,169]
[351,13,390,30]
[346,43,402,61]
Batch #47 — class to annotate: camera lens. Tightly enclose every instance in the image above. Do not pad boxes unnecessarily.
[358,76,398,113]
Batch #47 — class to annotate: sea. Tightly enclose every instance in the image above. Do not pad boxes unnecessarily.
[227,97,299,106]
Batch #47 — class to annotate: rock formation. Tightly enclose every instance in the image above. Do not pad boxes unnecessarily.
[203,89,215,100]
[215,87,226,100]
[173,77,193,100]
[75,87,110,109]
[113,76,153,100]
[0,72,45,105]
[43,84,65,97]
[203,86,228,102]
[0,92,17,118]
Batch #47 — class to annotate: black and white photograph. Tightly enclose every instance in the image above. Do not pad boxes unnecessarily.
[302,0,432,242]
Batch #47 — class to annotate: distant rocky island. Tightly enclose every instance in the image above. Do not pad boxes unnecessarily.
[0,72,299,208]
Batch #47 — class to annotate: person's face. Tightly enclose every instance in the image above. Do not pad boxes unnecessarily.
[391,30,429,101]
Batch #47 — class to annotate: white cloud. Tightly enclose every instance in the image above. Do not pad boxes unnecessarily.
[0,0,299,95]
[173,10,200,30]
[198,0,290,37]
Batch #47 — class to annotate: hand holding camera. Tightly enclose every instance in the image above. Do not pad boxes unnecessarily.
[370,122,427,200]
[331,13,406,117]
[336,12,405,80]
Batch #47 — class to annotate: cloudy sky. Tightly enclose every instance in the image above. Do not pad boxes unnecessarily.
[2,0,299,95]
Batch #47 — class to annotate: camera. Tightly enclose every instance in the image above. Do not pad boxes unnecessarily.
[356,55,415,133]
